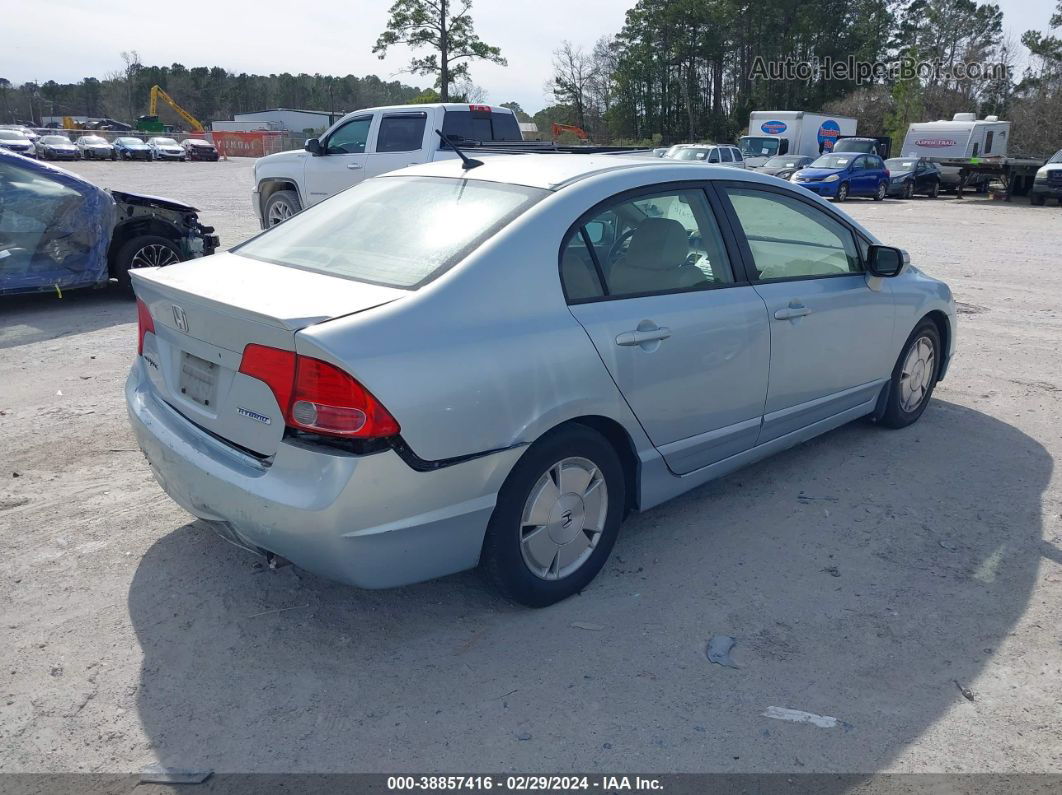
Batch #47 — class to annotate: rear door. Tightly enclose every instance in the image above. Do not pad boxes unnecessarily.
[717,183,895,442]
[303,114,373,205]
[363,111,429,179]
[563,184,770,475]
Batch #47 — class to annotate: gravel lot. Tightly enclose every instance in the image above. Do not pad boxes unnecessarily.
[1,158,1060,776]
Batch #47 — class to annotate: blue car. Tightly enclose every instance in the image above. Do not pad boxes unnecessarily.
[791,153,890,202]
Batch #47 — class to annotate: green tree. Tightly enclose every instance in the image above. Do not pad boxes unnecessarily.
[373,0,506,101]
[500,101,531,121]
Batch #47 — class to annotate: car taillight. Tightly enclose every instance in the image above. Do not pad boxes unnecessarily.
[136,298,155,355]
[238,345,399,439]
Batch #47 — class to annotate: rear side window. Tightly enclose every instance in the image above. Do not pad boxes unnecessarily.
[720,148,733,162]
[376,113,426,153]
[441,109,521,142]
[732,148,743,162]
[235,176,546,289]
[560,188,735,301]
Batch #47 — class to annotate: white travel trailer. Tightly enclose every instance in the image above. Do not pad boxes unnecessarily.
[901,114,1010,188]
[739,111,857,168]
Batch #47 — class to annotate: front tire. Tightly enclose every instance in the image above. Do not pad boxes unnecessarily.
[481,425,625,607]
[264,189,302,226]
[834,182,849,202]
[112,235,182,295]
[903,181,915,199]
[878,320,941,429]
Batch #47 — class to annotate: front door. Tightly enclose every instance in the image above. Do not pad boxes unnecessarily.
[562,186,770,475]
[718,184,896,443]
[302,114,373,206]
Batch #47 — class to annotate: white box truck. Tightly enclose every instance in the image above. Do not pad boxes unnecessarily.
[901,113,1011,189]
[739,111,857,168]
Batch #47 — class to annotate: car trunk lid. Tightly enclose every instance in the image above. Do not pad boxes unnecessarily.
[132,252,406,457]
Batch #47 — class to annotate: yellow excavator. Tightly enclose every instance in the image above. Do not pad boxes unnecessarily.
[136,85,204,133]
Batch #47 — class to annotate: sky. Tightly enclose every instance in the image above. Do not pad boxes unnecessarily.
[0,0,1058,114]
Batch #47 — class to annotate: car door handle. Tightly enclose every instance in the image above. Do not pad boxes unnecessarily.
[616,327,672,346]
[774,304,812,320]
[346,162,363,170]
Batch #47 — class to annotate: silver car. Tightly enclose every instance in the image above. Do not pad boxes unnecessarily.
[126,156,956,606]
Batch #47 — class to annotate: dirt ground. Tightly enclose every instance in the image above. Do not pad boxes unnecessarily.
[1,159,1060,776]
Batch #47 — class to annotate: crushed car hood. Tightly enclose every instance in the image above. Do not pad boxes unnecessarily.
[110,190,198,213]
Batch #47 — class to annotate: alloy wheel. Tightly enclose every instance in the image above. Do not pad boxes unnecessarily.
[519,457,608,581]
[130,243,180,270]
[899,336,936,413]
[268,199,295,226]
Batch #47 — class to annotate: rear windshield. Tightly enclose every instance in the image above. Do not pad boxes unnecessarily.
[235,176,547,289]
[441,109,521,143]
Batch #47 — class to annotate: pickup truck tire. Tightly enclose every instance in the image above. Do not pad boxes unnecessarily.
[113,235,182,295]
[265,190,301,227]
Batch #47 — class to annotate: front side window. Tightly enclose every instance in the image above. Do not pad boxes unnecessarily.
[740,137,780,157]
[723,187,860,280]
[560,188,735,301]
[235,176,546,289]
[376,114,426,153]
[326,117,371,154]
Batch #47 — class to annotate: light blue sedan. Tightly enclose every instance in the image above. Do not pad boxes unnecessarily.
[126,155,956,606]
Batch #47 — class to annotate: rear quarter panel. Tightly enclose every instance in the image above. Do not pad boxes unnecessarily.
[293,179,656,464]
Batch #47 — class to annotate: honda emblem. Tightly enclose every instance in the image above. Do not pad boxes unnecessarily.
[172,305,189,333]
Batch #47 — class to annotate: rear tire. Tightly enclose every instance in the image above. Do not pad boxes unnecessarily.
[1032,194,1046,206]
[112,235,182,295]
[480,425,625,607]
[874,181,887,201]
[929,180,940,198]
[878,320,941,429]
[264,189,301,226]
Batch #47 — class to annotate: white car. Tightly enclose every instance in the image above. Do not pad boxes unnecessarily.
[76,135,117,160]
[664,144,746,168]
[147,137,186,161]
[0,129,36,157]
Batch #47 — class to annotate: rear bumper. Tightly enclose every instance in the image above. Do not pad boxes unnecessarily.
[125,359,521,589]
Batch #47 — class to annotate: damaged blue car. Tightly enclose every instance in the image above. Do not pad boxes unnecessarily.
[0,149,219,296]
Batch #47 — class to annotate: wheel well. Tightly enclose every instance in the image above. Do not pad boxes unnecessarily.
[567,416,640,514]
[259,180,299,212]
[107,219,182,275]
[924,310,951,381]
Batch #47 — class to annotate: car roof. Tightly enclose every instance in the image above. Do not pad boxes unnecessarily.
[397,153,790,191]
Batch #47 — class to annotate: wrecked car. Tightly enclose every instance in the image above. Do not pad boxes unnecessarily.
[0,149,219,296]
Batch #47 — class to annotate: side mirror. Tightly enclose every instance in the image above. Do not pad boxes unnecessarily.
[866,244,908,277]
[304,138,323,156]
[584,221,606,245]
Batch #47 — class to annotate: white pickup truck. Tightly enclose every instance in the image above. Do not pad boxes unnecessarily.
[252,103,525,227]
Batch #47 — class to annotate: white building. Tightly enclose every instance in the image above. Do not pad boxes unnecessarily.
[228,108,341,134]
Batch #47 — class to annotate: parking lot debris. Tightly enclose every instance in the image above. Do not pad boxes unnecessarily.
[571,622,604,631]
[139,764,212,784]
[797,492,839,504]
[762,706,838,728]
[706,635,739,668]
[822,566,841,577]
[954,680,976,701]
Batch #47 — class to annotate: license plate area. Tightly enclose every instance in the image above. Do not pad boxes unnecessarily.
[179,351,218,408]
